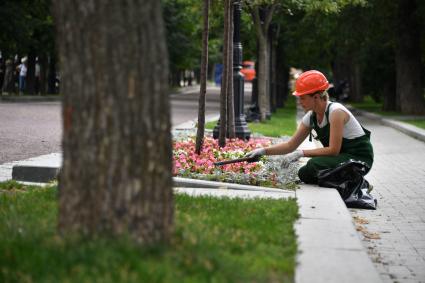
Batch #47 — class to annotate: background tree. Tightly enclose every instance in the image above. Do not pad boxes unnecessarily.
[195,0,211,154]
[53,1,174,244]
[395,0,425,114]
[245,1,278,121]
[163,0,202,87]
[0,0,55,95]
[226,1,236,138]
[219,0,232,147]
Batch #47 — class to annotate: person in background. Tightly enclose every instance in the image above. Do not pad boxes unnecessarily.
[35,58,41,94]
[17,57,27,94]
[246,70,374,184]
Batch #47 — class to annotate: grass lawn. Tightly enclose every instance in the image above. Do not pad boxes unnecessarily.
[349,96,400,116]
[206,97,297,137]
[403,119,425,130]
[0,181,298,283]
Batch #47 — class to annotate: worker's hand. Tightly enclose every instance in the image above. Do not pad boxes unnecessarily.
[245,148,266,159]
[281,150,304,168]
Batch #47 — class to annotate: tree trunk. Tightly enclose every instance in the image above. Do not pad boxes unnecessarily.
[227,1,235,138]
[395,0,425,114]
[258,36,268,121]
[1,59,15,93]
[382,76,397,111]
[53,0,174,244]
[348,60,363,102]
[39,54,48,94]
[250,4,276,122]
[47,55,57,94]
[26,51,36,95]
[219,0,230,147]
[269,25,277,113]
[195,0,210,154]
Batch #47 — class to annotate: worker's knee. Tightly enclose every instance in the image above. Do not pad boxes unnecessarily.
[298,162,318,184]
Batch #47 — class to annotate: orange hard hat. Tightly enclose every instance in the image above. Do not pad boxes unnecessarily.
[293,70,329,96]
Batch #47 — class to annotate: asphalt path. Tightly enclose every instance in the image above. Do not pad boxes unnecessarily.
[0,102,62,164]
[0,84,252,164]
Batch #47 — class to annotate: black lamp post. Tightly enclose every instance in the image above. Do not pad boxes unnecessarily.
[213,0,251,140]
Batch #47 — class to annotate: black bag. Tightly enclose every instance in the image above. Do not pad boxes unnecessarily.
[317,160,377,210]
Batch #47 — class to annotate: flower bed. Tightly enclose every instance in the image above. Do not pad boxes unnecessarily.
[172,130,299,189]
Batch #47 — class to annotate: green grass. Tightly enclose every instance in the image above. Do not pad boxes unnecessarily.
[403,119,425,129]
[206,97,297,137]
[350,96,425,129]
[0,181,298,283]
[349,96,400,116]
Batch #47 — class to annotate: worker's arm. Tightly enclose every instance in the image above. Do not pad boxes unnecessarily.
[245,123,310,158]
[302,109,347,157]
[264,122,310,155]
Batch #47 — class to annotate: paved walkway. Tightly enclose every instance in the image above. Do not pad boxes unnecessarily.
[350,115,425,283]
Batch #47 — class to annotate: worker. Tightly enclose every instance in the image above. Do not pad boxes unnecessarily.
[246,70,374,184]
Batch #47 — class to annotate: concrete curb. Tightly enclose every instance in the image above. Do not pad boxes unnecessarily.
[12,166,59,183]
[349,107,425,143]
[174,176,294,194]
[295,185,382,283]
[8,164,293,195]
[0,95,62,102]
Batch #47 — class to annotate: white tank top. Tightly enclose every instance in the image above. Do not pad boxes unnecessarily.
[301,102,365,139]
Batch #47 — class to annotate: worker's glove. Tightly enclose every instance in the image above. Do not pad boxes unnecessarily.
[245,148,266,159]
[281,150,304,168]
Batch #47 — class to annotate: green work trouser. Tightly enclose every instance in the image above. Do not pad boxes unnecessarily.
[298,153,368,184]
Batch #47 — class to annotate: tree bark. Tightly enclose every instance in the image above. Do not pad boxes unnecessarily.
[348,59,363,103]
[195,0,210,154]
[54,0,174,244]
[219,0,230,147]
[395,0,425,114]
[250,4,277,122]
[39,54,48,94]
[1,59,15,93]
[47,55,57,94]
[227,1,235,139]
[26,51,36,95]
[258,35,268,121]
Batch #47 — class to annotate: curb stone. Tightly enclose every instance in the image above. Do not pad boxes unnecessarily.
[295,185,382,283]
[0,95,62,102]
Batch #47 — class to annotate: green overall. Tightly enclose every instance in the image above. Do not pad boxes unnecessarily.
[298,103,374,184]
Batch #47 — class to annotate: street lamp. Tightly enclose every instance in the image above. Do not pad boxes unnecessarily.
[213,0,251,140]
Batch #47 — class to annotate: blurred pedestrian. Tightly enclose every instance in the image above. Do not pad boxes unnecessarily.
[17,57,28,94]
[35,58,41,94]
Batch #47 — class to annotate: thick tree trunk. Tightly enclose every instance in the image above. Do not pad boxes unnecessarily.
[395,0,425,114]
[195,0,210,154]
[54,0,174,244]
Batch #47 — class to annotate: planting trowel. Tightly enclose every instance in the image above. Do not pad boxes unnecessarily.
[214,156,260,166]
